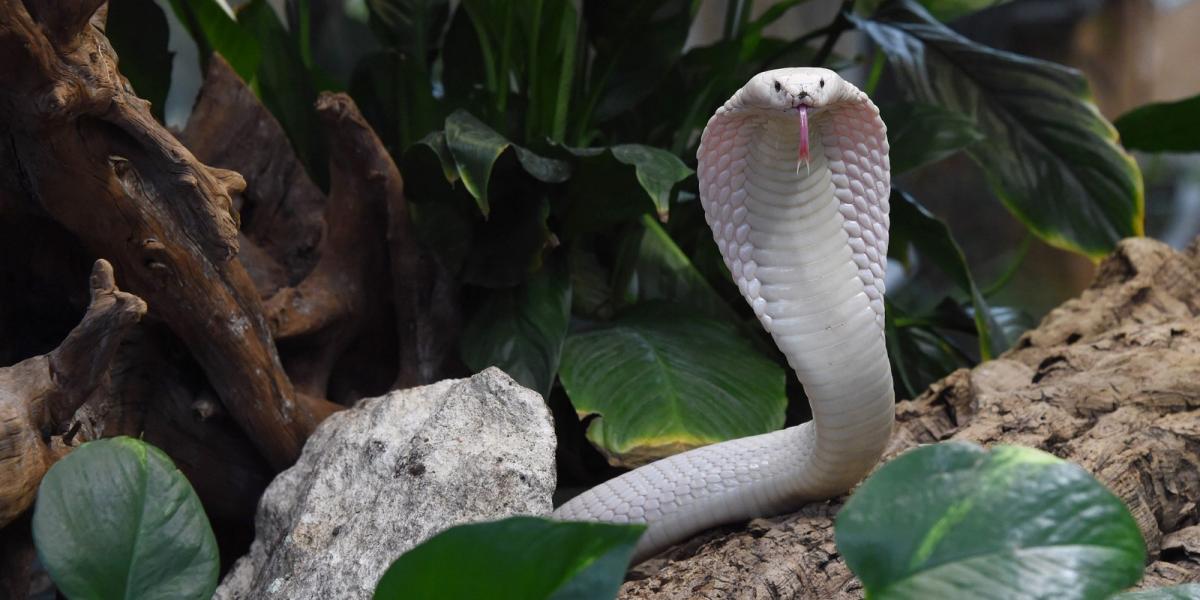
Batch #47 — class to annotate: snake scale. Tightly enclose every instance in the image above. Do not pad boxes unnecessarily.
[554,68,894,560]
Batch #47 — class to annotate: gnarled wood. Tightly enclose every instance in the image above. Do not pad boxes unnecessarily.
[0,0,330,469]
[0,260,145,527]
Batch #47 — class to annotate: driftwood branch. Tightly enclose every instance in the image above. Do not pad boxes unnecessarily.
[0,0,326,469]
[621,238,1200,599]
[0,259,145,527]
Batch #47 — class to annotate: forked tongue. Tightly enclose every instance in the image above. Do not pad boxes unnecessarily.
[797,105,810,174]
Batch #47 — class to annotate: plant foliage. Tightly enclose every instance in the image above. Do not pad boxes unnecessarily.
[374,517,644,599]
[837,442,1147,599]
[32,437,219,600]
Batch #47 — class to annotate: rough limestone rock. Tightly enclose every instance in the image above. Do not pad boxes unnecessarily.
[620,238,1200,599]
[215,368,556,599]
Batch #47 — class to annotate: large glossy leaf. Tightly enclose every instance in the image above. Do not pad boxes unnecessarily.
[890,190,1007,359]
[107,0,173,121]
[445,110,570,215]
[375,517,643,600]
[881,102,983,174]
[1114,585,1200,599]
[32,437,219,600]
[836,442,1146,599]
[613,215,737,320]
[402,130,555,287]
[559,302,786,467]
[855,0,1144,258]
[166,0,261,81]
[461,263,572,398]
[557,144,692,238]
[1114,93,1200,153]
[611,145,692,220]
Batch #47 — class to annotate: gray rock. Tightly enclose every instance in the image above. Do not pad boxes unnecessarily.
[215,368,557,599]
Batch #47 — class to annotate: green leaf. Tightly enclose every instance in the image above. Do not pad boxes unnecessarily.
[560,302,786,467]
[614,215,737,320]
[1114,93,1200,153]
[461,263,572,398]
[1113,584,1200,599]
[836,442,1146,599]
[445,110,570,215]
[374,517,644,600]
[166,0,261,81]
[611,144,693,220]
[880,102,983,174]
[402,130,555,287]
[32,437,219,600]
[854,0,1144,258]
[890,190,1007,359]
[107,0,173,121]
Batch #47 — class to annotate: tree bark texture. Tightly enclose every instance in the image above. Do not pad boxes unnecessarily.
[0,0,453,539]
[0,0,320,469]
[620,237,1200,599]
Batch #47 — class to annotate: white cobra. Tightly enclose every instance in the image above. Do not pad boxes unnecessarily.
[554,68,894,559]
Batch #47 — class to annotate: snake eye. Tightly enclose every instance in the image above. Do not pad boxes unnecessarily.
[774,81,781,92]
[820,79,825,88]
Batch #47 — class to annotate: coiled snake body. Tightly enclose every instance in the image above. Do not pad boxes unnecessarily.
[554,68,894,559]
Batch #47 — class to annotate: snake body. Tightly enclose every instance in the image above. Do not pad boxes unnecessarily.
[554,68,894,559]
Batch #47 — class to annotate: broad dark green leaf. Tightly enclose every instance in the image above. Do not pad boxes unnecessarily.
[611,145,693,220]
[374,517,643,600]
[881,102,983,174]
[461,263,572,398]
[33,437,218,600]
[403,130,554,287]
[614,215,737,320]
[1114,93,1200,153]
[366,0,449,66]
[1114,585,1200,599]
[836,442,1146,599]
[240,0,326,183]
[445,110,570,215]
[107,0,173,121]
[890,190,1007,359]
[560,302,785,467]
[554,143,691,239]
[855,0,1144,258]
[166,0,261,81]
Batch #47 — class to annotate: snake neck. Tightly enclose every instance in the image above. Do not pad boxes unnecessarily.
[736,111,894,495]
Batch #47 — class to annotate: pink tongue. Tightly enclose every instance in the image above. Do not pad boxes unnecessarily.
[798,105,810,164]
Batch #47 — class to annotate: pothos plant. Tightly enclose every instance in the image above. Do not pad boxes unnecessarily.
[116,0,1154,485]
